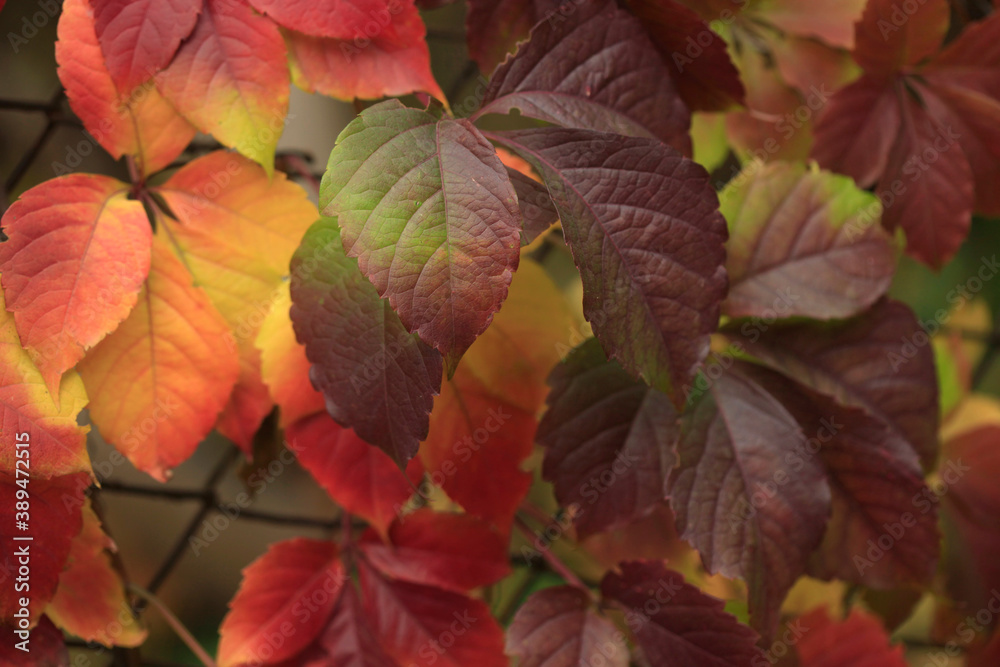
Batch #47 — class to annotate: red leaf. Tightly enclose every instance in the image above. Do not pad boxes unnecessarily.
[218,538,345,667]
[795,607,907,667]
[90,0,201,92]
[811,74,902,189]
[492,127,727,407]
[475,0,691,154]
[0,616,69,666]
[730,299,940,470]
[360,510,509,592]
[214,345,273,457]
[155,0,289,172]
[283,2,444,102]
[360,561,506,667]
[853,0,949,77]
[507,586,627,667]
[286,413,418,537]
[667,362,830,635]
[0,174,151,397]
[0,472,88,624]
[57,0,197,176]
[628,0,745,111]
[538,338,678,539]
[249,0,399,39]
[600,561,760,666]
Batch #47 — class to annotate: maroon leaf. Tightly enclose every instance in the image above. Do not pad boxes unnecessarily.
[474,0,690,154]
[359,510,510,593]
[319,101,522,369]
[627,0,745,111]
[875,84,972,269]
[0,616,69,666]
[360,560,507,667]
[600,561,760,666]
[727,299,940,471]
[538,338,678,539]
[90,0,202,92]
[489,127,727,407]
[666,363,830,635]
[289,217,442,468]
[507,586,627,667]
[505,167,559,245]
[740,366,939,589]
[720,161,896,320]
[795,607,907,667]
[464,0,558,75]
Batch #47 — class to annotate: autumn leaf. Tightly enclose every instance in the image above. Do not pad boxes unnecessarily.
[77,234,239,481]
[720,161,895,320]
[280,0,444,102]
[0,174,151,397]
[600,561,760,665]
[320,100,522,368]
[667,361,830,635]
[507,586,627,667]
[491,127,727,407]
[852,0,949,77]
[419,259,573,532]
[155,0,289,173]
[463,0,557,75]
[290,217,442,466]
[359,559,507,667]
[255,282,325,428]
[45,500,146,647]
[90,0,201,93]
[0,472,88,624]
[538,338,678,539]
[286,413,419,537]
[729,299,940,471]
[474,0,691,154]
[627,0,745,111]
[214,344,273,457]
[57,0,197,177]
[0,286,91,478]
[359,510,510,592]
[218,538,345,667]
[283,585,395,666]
[0,616,68,666]
[794,606,907,667]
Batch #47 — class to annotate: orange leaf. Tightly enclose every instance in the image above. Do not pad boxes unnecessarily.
[45,500,146,647]
[215,342,273,458]
[155,0,290,172]
[0,286,91,478]
[0,174,151,397]
[77,234,239,481]
[57,0,197,176]
[256,282,325,428]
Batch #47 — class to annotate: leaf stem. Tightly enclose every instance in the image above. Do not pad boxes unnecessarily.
[128,585,217,667]
[513,515,590,594]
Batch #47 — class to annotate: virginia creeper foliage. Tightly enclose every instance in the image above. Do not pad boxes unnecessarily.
[3,0,1000,665]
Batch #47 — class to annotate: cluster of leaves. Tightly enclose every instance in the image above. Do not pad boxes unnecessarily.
[3,0,1000,665]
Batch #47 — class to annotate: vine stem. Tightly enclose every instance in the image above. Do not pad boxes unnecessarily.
[513,515,590,595]
[128,585,217,667]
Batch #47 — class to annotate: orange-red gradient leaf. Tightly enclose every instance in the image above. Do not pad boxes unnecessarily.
[0,174,151,396]
[0,287,90,478]
[218,538,344,667]
[155,0,290,173]
[57,0,197,176]
[45,500,146,646]
[77,234,239,481]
